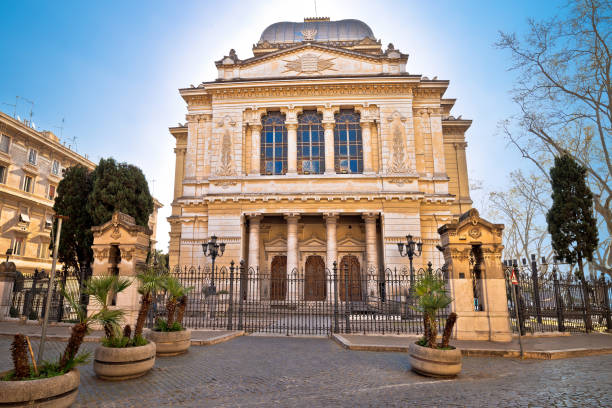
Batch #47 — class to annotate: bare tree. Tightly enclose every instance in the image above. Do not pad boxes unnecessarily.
[496,0,611,276]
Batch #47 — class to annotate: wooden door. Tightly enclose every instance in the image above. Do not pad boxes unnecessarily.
[304,255,326,301]
[270,255,287,301]
[339,255,362,301]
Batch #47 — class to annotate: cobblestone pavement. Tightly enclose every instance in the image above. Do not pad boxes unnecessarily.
[1,336,611,407]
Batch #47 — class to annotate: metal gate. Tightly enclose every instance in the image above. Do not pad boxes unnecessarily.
[147,260,450,336]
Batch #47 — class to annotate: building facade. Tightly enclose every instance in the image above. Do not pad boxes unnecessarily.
[0,111,96,274]
[168,18,472,299]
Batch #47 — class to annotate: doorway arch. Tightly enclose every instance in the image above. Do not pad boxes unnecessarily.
[304,255,326,301]
[270,255,287,301]
[339,255,362,301]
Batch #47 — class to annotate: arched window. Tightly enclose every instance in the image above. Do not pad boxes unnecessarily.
[334,110,363,173]
[297,111,324,174]
[261,112,287,175]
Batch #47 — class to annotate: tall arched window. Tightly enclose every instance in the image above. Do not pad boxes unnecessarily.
[261,112,287,175]
[297,111,325,174]
[334,110,363,173]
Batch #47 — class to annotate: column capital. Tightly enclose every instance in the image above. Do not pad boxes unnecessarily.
[245,213,263,223]
[174,147,187,155]
[324,213,339,222]
[284,213,301,222]
[322,121,335,130]
[250,123,262,131]
[362,212,379,221]
[286,122,298,130]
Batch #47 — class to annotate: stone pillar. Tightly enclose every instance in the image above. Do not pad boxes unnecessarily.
[285,213,300,300]
[324,213,338,300]
[0,261,16,319]
[250,124,262,175]
[360,120,374,174]
[438,209,512,342]
[286,123,298,175]
[323,122,335,174]
[429,108,446,177]
[173,147,186,200]
[454,142,470,201]
[363,213,379,298]
[247,214,262,300]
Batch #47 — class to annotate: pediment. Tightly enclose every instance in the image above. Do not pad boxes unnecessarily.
[337,235,365,250]
[300,235,326,250]
[217,44,404,80]
[264,235,287,252]
[91,211,152,243]
[438,208,504,246]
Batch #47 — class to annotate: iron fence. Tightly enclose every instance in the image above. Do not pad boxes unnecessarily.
[7,268,83,323]
[147,260,450,336]
[504,259,612,334]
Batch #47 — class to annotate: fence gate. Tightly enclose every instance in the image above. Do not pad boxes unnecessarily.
[146,261,450,336]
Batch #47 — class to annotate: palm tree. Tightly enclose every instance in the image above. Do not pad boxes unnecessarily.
[413,264,453,348]
[162,276,182,327]
[85,275,131,339]
[134,267,166,338]
[175,285,194,327]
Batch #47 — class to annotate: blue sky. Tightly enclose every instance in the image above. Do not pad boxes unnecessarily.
[0,0,565,251]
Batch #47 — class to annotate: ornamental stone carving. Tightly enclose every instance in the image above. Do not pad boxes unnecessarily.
[387,111,409,174]
[216,115,236,177]
[283,54,336,74]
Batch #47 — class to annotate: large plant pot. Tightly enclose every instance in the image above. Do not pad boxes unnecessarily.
[146,329,191,356]
[0,368,80,407]
[94,341,156,381]
[408,342,462,377]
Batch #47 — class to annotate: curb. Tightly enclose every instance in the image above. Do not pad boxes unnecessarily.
[190,330,245,346]
[331,334,612,360]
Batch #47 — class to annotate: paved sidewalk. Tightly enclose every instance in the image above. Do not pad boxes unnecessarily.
[332,332,612,359]
[0,321,243,345]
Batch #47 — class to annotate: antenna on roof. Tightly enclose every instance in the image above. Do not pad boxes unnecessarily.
[18,96,34,125]
[53,117,65,138]
[314,0,317,17]
[1,97,17,118]
[67,135,78,152]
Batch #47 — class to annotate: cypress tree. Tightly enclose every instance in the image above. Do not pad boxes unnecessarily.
[546,154,598,330]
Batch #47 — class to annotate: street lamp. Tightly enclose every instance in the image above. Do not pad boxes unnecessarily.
[5,248,12,263]
[202,235,226,295]
[397,235,423,298]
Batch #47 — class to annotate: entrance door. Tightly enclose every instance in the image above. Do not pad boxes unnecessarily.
[339,255,362,301]
[304,255,326,301]
[270,255,287,301]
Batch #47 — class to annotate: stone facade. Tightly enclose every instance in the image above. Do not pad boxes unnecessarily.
[168,18,472,300]
[0,111,96,275]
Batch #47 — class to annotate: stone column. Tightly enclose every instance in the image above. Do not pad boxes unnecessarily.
[285,213,300,300]
[173,147,186,200]
[363,213,379,298]
[429,108,446,177]
[0,261,16,319]
[286,123,298,175]
[324,213,338,301]
[360,120,374,174]
[455,142,469,200]
[247,214,262,299]
[250,124,262,175]
[323,122,335,174]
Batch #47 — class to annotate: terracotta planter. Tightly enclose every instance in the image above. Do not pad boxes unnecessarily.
[408,342,462,377]
[94,341,156,381]
[0,368,80,407]
[146,329,191,356]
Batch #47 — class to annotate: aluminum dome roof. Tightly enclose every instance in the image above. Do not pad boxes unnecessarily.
[259,19,375,44]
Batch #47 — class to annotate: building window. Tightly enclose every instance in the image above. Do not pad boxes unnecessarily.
[334,110,363,173]
[51,160,60,175]
[13,238,24,256]
[0,165,6,183]
[0,134,9,153]
[23,175,33,193]
[260,112,287,175]
[28,149,37,165]
[297,111,325,174]
[48,184,56,200]
[44,215,53,230]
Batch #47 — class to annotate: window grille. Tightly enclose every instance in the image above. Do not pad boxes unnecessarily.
[297,111,325,174]
[260,112,287,175]
[334,110,363,174]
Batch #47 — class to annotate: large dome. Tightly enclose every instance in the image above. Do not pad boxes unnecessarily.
[259,18,375,44]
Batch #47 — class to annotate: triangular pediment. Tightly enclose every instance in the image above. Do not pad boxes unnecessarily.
[337,235,365,250]
[264,235,287,252]
[300,235,326,250]
[217,44,405,80]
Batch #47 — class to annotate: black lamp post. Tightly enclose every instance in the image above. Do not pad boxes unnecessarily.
[397,235,423,298]
[202,235,225,295]
[5,248,12,263]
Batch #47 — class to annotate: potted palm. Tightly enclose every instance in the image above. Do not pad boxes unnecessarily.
[146,276,193,356]
[408,263,460,377]
[0,287,90,407]
[88,275,156,381]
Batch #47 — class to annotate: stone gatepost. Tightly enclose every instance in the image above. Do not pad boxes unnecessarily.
[438,209,512,342]
[90,212,152,327]
[0,261,17,319]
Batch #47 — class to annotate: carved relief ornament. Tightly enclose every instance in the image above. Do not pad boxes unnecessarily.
[283,53,336,74]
